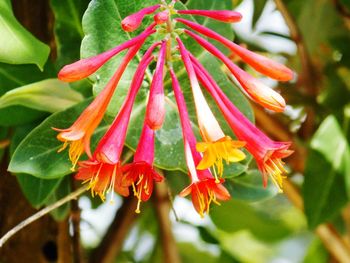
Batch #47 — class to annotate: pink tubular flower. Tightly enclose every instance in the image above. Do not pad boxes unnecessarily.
[54,44,143,169]
[191,55,293,192]
[177,9,242,23]
[75,45,157,200]
[58,24,156,82]
[122,5,160,32]
[145,41,167,130]
[122,123,164,213]
[154,10,169,25]
[177,37,246,179]
[176,18,293,81]
[170,68,230,217]
[185,29,286,112]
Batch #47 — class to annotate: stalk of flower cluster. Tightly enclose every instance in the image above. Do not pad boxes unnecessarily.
[58,24,156,82]
[122,5,160,32]
[54,43,144,169]
[191,55,293,191]
[185,29,286,112]
[145,41,167,130]
[176,18,293,81]
[177,9,242,23]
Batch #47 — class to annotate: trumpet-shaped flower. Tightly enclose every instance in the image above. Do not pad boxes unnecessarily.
[185,29,286,112]
[58,24,156,82]
[191,56,293,191]
[145,41,167,130]
[122,5,160,32]
[170,68,230,217]
[176,18,293,81]
[73,45,157,200]
[177,9,242,23]
[177,38,245,179]
[54,44,143,169]
[122,123,163,213]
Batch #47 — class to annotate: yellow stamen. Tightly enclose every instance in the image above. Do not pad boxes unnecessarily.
[197,136,246,178]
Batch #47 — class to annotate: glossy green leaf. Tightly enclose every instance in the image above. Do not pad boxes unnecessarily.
[0,0,50,69]
[80,0,253,174]
[10,123,63,208]
[0,79,84,113]
[303,116,349,228]
[0,63,55,126]
[45,176,71,221]
[225,170,278,202]
[16,175,62,208]
[50,0,91,67]
[8,99,91,178]
[210,199,292,242]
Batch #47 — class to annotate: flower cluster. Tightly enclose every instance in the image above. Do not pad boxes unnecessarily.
[55,0,293,217]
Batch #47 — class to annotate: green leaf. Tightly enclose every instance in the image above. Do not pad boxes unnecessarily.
[303,238,329,263]
[0,63,55,127]
[210,199,291,242]
[252,0,268,29]
[0,79,84,113]
[225,170,278,202]
[0,0,50,69]
[16,175,62,208]
[303,116,349,228]
[80,0,253,174]
[8,100,91,178]
[45,176,71,221]
[10,123,63,208]
[50,0,91,67]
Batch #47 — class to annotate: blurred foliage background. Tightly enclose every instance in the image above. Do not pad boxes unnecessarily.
[0,0,350,262]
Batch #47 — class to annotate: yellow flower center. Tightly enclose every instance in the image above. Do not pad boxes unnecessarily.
[196,136,246,181]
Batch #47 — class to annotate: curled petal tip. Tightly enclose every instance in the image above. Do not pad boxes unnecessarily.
[154,10,169,25]
[121,4,160,32]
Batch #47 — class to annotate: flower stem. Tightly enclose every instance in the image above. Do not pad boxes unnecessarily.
[0,186,86,247]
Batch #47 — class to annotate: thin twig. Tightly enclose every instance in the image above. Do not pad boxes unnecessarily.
[284,180,350,263]
[0,186,86,247]
[70,179,84,263]
[0,139,10,149]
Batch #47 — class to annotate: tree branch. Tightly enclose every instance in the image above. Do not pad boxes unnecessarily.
[0,186,86,247]
[153,180,181,263]
[89,197,138,263]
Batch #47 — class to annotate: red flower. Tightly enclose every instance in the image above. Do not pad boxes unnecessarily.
[122,124,163,213]
[170,68,231,217]
[145,41,167,130]
[58,24,156,82]
[177,9,242,23]
[54,44,143,169]
[122,5,160,32]
[185,29,287,112]
[191,56,293,191]
[177,37,245,179]
[179,178,230,217]
[74,45,157,199]
[176,18,293,81]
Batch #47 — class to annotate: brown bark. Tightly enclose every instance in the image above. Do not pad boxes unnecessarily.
[0,157,59,263]
[153,181,181,263]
